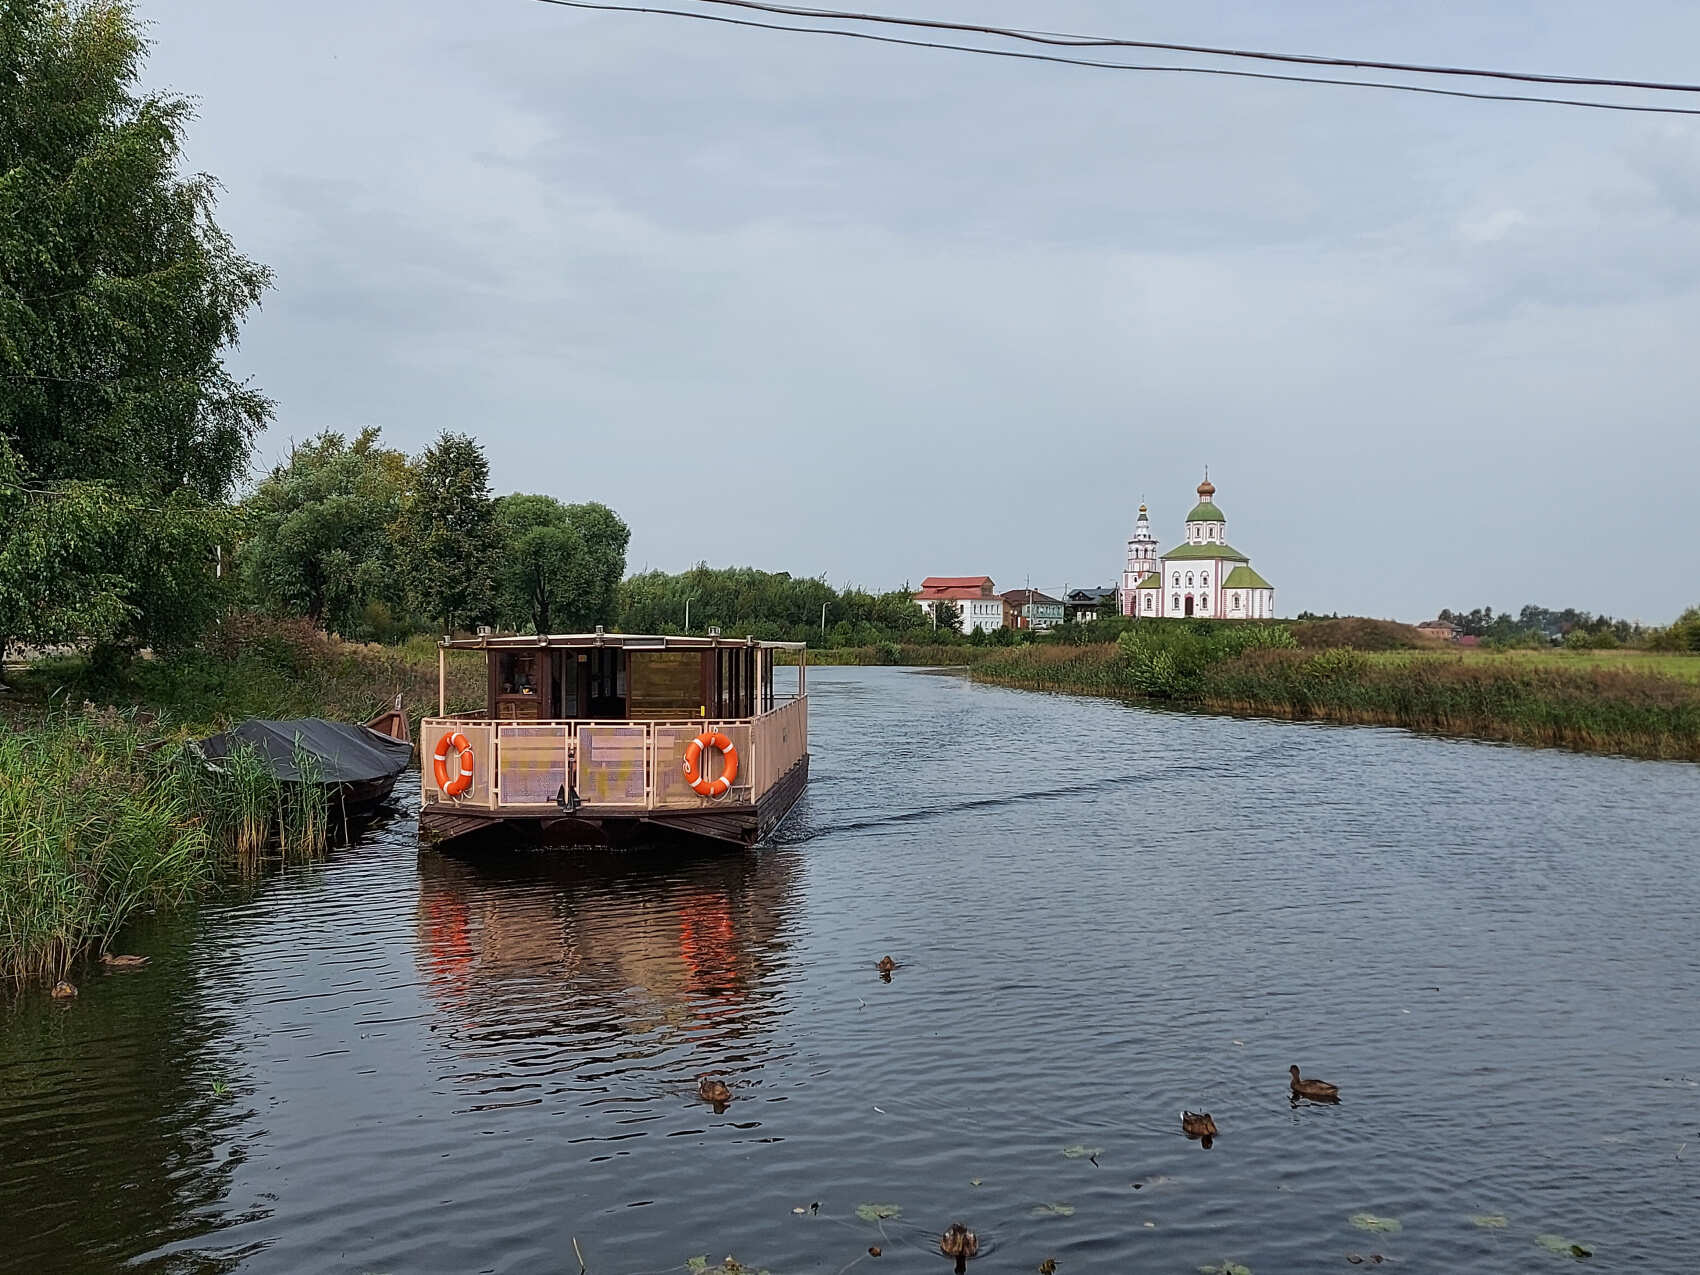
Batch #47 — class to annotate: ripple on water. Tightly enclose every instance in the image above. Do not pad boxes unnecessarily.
[1,667,1697,1273]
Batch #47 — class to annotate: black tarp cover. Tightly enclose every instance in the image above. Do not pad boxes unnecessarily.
[198,719,413,784]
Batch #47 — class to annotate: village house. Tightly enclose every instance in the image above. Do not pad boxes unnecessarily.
[1416,619,1461,641]
[914,576,1006,634]
[1000,588,1065,630]
[1064,587,1119,623]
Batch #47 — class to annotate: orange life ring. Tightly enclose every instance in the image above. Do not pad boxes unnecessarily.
[432,730,475,798]
[682,731,739,798]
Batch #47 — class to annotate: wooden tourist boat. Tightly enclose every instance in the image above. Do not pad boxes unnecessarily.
[420,632,809,848]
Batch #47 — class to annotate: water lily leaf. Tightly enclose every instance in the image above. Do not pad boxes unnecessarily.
[1061,1144,1103,1160]
[1470,1214,1508,1229]
[1032,1202,1076,1217]
[686,1259,707,1272]
[1197,1263,1252,1275]
[969,1178,983,1187]
[1349,1213,1402,1234]
[1536,1234,1593,1258]
[856,1204,902,1222]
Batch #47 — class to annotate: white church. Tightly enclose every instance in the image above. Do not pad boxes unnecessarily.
[1120,475,1276,620]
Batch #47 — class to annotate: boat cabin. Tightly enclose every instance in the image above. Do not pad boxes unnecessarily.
[421,633,809,848]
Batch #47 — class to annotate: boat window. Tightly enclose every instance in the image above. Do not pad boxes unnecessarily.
[492,651,543,720]
[629,651,704,720]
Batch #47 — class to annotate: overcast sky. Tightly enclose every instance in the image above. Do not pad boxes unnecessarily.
[138,0,1700,622]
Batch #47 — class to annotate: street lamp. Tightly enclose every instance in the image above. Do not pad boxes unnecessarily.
[684,595,698,633]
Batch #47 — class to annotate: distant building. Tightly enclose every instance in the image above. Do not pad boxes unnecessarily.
[915,576,1005,634]
[1001,588,1065,630]
[1120,504,1160,616]
[1064,587,1119,623]
[1127,474,1275,620]
[1416,619,1460,641]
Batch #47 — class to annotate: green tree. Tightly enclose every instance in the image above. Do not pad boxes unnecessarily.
[0,0,272,660]
[238,429,412,636]
[932,600,962,635]
[404,432,497,636]
[0,438,130,679]
[494,495,630,634]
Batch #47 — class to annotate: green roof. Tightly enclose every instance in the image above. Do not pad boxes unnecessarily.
[1134,572,1161,589]
[1222,564,1273,590]
[1161,541,1249,562]
[1186,501,1225,522]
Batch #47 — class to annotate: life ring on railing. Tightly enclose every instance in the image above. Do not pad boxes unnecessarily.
[432,730,475,798]
[682,731,739,798]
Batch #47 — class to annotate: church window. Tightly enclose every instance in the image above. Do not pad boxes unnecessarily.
[1200,594,1210,610]
[1200,573,1209,587]
[1172,573,1180,588]
[1186,572,1194,587]
[1232,592,1242,610]
[1172,594,1181,610]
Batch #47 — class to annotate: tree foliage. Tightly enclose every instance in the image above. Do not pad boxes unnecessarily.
[0,0,271,656]
[239,429,412,637]
[618,564,939,645]
[494,495,630,634]
[403,432,497,636]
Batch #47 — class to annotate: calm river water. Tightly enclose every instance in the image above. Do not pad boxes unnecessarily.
[3,667,1698,1273]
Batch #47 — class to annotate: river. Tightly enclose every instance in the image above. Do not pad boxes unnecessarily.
[2,667,1697,1273]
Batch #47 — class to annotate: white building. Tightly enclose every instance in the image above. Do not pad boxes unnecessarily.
[914,576,1006,634]
[1123,475,1275,620]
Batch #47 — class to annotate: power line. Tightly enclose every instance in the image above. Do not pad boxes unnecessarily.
[688,0,1700,96]
[530,0,1700,116]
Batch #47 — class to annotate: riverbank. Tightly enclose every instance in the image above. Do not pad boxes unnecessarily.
[0,616,483,983]
[971,635,1700,762]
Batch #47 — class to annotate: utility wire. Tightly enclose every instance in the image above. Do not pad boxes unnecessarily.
[688,0,1700,96]
[531,0,1700,116]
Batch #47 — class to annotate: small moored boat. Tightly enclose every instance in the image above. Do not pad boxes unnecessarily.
[420,632,809,848]
[198,700,414,822]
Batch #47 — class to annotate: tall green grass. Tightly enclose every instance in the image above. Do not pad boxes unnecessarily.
[973,621,1700,763]
[0,708,333,982]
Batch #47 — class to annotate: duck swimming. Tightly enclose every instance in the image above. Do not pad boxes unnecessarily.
[101,954,149,969]
[50,980,77,1000]
[939,1222,978,1272]
[698,1076,732,1107]
[1289,1065,1340,1102]
[876,956,897,975]
[1181,1110,1219,1149]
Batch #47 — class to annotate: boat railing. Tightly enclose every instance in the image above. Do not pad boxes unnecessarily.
[421,695,807,813]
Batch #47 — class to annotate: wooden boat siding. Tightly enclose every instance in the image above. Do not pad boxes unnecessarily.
[420,695,807,817]
[420,756,809,848]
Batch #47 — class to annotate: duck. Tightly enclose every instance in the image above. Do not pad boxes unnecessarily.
[939,1222,979,1272]
[698,1076,733,1106]
[876,956,897,975]
[1181,1110,1218,1148]
[1289,1065,1340,1101]
[101,953,150,969]
[50,980,78,999]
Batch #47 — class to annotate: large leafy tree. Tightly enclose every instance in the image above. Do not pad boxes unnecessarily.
[404,431,497,636]
[494,495,630,634]
[0,0,271,663]
[239,429,413,636]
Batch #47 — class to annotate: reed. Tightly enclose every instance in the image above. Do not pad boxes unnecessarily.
[0,708,333,981]
[972,626,1700,763]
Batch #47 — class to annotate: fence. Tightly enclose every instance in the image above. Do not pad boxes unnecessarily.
[421,697,807,813]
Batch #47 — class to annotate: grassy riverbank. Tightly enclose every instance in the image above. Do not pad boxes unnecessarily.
[0,617,483,983]
[972,626,1700,762]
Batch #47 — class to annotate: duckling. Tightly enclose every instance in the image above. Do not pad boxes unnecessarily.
[1289,1065,1339,1102]
[101,953,149,969]
[1181,1110,1218,1149]
[940,1223,979,1273]
[50,980,78,999]
[876,955,897,975]
[698,1076,733,1107]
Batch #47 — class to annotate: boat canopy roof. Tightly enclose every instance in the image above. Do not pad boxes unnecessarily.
[439,632,807,652]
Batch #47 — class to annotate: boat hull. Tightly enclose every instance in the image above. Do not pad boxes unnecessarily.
[419,755,809,851]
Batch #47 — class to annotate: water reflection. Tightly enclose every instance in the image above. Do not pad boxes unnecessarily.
[414,844,801,1107]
